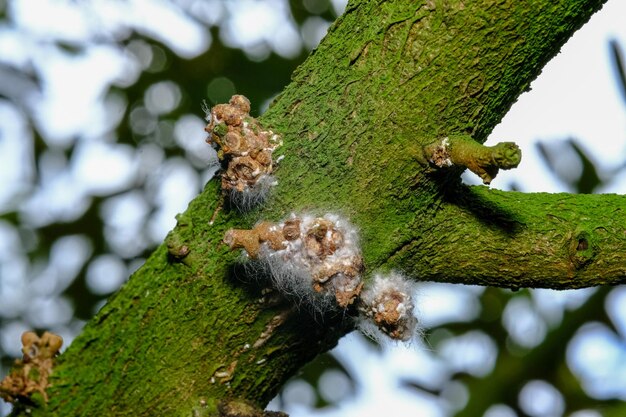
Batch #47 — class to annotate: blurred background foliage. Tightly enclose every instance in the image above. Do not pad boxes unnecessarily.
[1,1,626,416]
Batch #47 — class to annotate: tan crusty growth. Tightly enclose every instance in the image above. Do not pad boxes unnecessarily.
[205,95,281,206]
[0,331,63,403]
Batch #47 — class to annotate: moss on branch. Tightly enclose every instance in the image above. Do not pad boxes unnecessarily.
[387,186,626,290]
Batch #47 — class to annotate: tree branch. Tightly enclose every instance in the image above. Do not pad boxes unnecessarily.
[386,186,626,290]
[424,135,521,184]
[9,0,610,415]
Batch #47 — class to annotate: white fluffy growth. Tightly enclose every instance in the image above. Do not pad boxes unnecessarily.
[228,174,277,212]
[258,213,363,313]
[358,272,418,342]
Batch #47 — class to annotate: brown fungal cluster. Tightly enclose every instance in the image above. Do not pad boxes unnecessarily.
[205,95,281,205]
[358,273,417,341]
[0,331,63,403]
[224,214,363,309]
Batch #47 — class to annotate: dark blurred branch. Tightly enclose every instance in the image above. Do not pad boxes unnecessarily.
[0,64,40,104]
[609,39,626,105]
[536,138,602,194]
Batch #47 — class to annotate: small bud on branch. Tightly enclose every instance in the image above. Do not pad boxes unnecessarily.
[424,135,522,184]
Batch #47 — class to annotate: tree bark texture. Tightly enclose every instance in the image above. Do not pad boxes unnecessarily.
[13,0,614,415]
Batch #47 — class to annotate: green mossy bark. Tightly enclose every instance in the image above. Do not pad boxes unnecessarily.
[424,135,522,184]
[391,186,626,290]
[9,0,613,415]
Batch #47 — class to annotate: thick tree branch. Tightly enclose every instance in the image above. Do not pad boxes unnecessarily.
[386,186,626,290]
[8,0,610,415]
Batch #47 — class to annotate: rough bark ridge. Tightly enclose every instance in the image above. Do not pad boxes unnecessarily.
[8,0,616,415]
